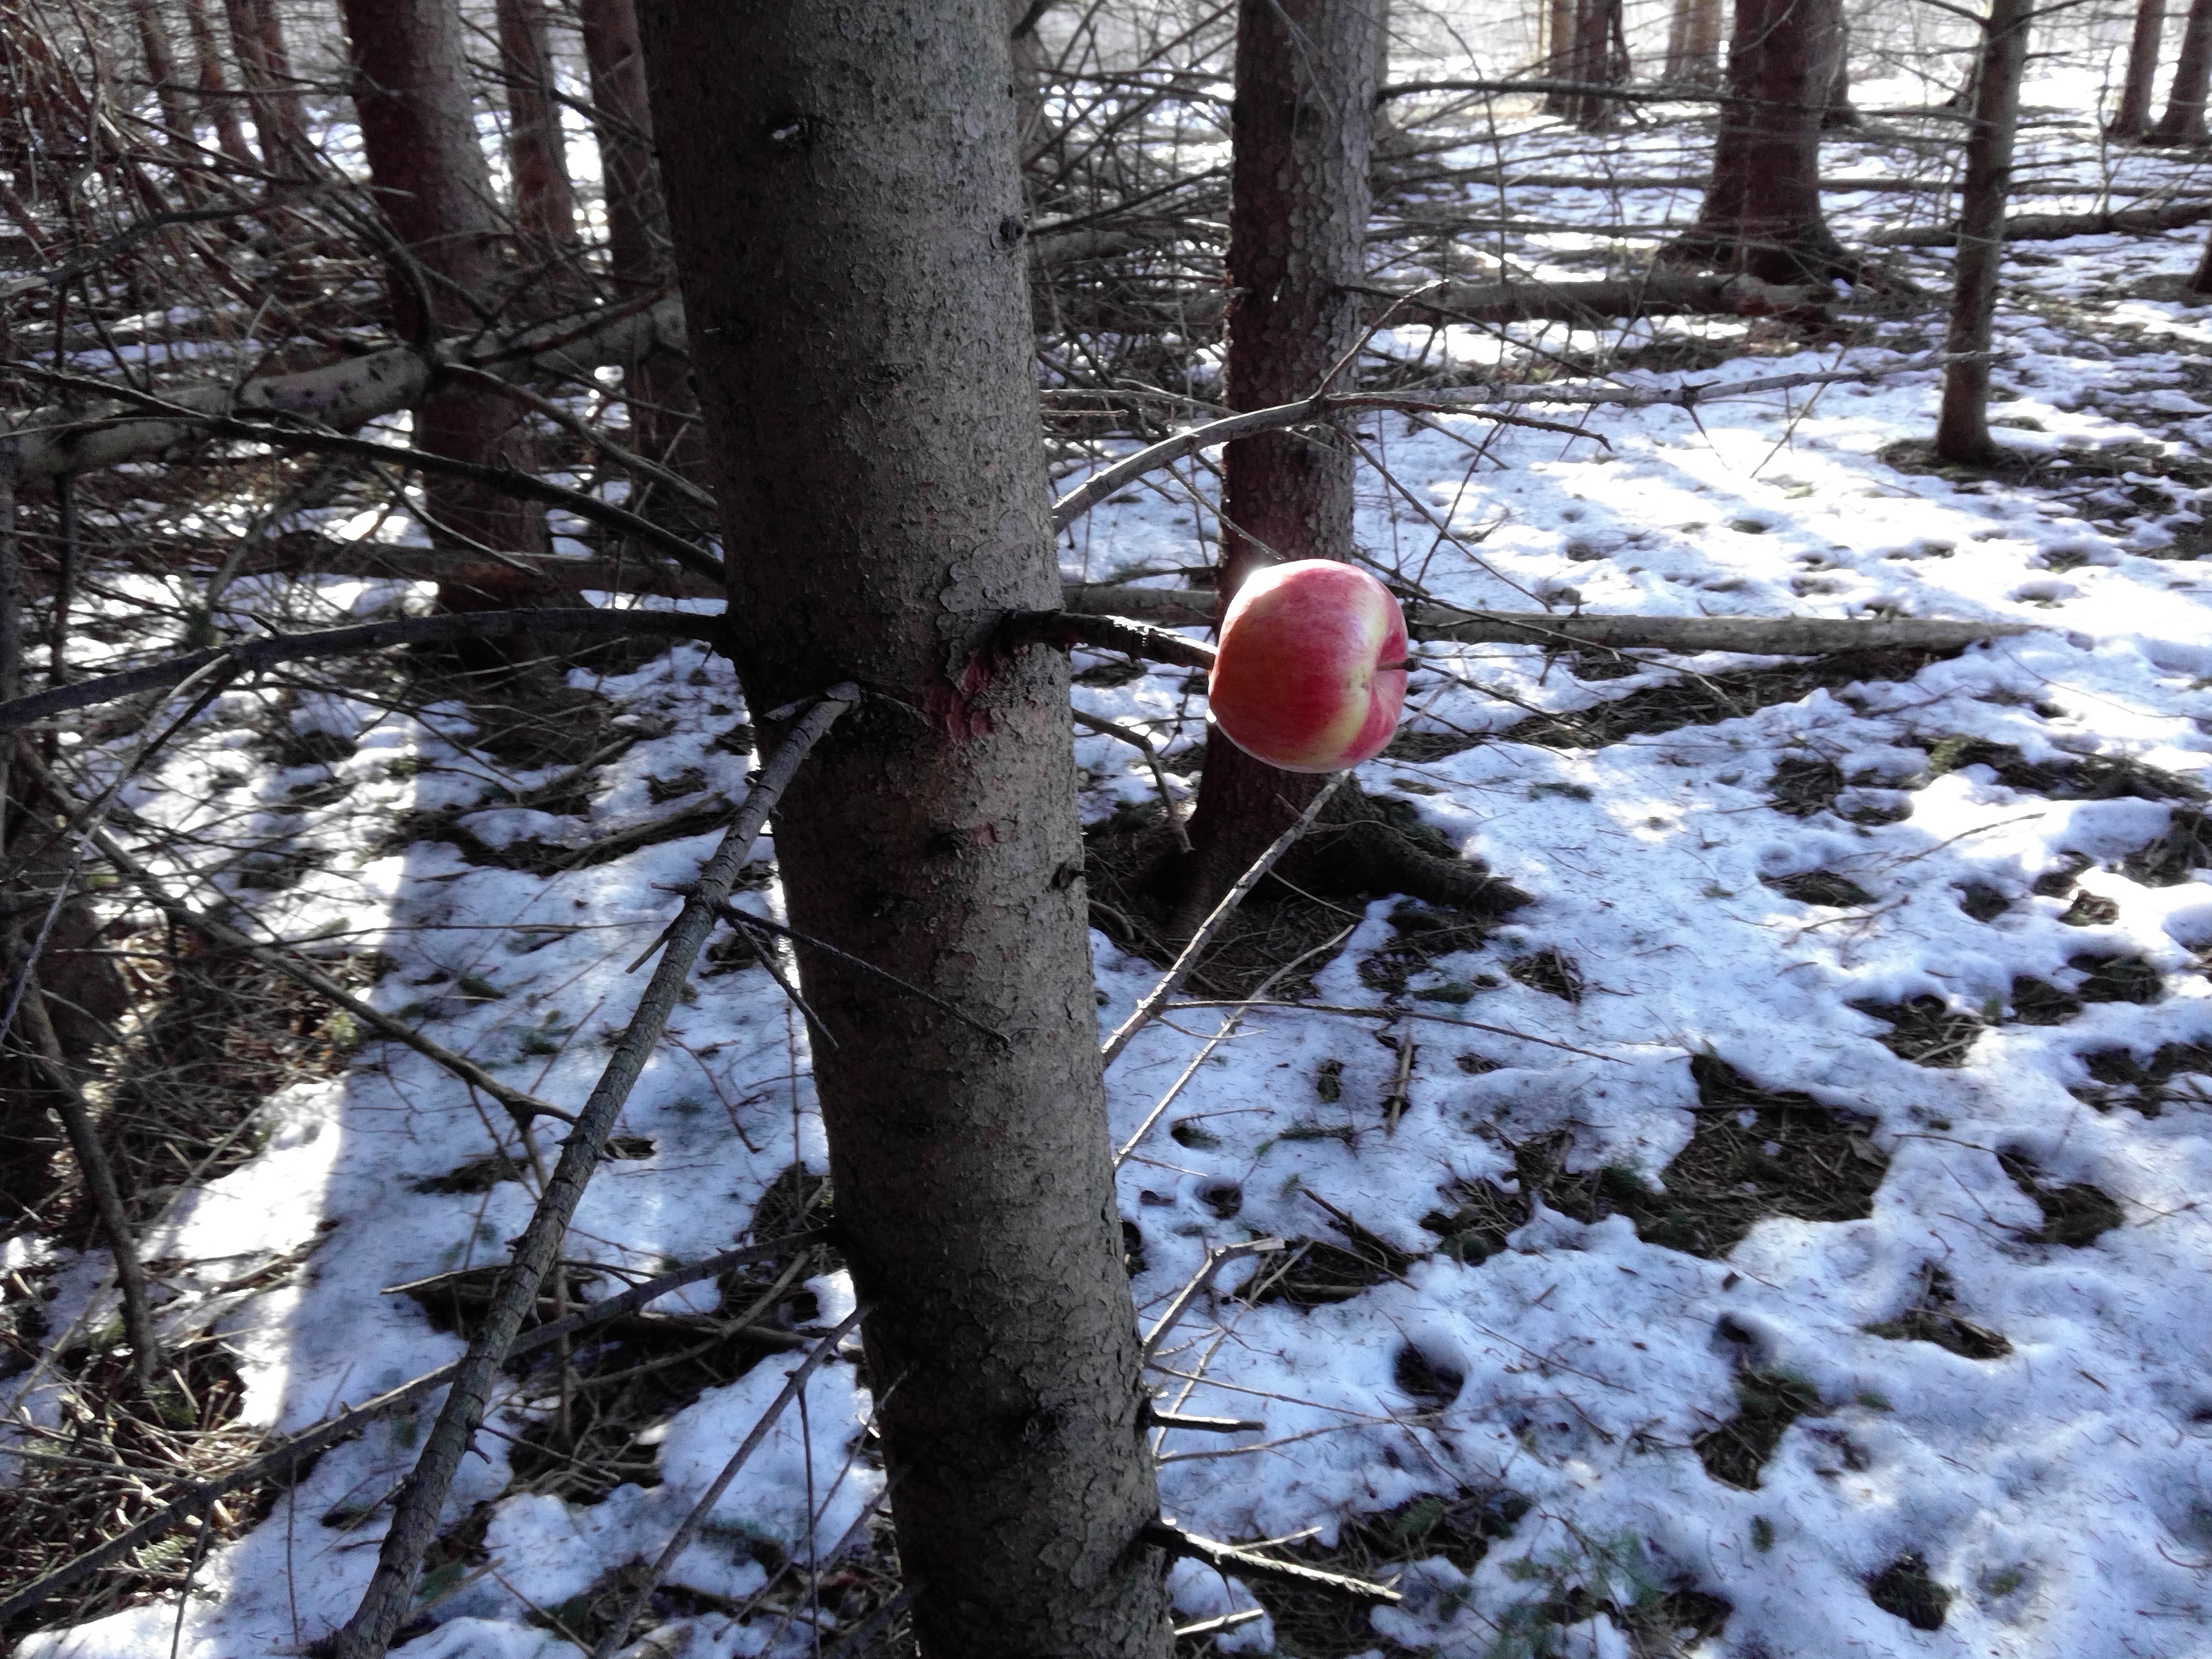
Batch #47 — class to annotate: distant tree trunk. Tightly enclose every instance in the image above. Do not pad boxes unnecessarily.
[2151,0,2212,142]
[223,0,310,176]
[1671,0,1848,281]
[2113,0,2166,136]
[1571,0,1622,129]
[182,0,252,165]
[1009,0,1051,156]
[1545,0,1575,110]
[1684,0,1723,84]
[1665,0,1691,79]
[496,0,579,260]
[1821,12,1859,127]
[578,0,702,527]
[1175,0,1379,921]
[338,0,550,610]
[637,5,1174,1658]
[1935,0,2030,465]
[131,0,198,146]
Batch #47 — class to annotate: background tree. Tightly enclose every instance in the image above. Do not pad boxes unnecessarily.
[2150,0,2212,142]
[1671,0,1850,281]
[222,0,310,177]
[2112,0,2166,136]
[337,0,549,610]
[637,2,1174,1656]
[1936,0,2032,462]
[495,0,580,265]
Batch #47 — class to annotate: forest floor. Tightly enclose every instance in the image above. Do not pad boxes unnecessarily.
[8,66,2212,1659]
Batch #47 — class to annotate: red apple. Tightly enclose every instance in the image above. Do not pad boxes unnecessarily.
[1208,560,1409,773]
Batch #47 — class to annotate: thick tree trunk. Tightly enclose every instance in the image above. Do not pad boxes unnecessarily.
[1571,0,1622,129]
[2114,0,2166,137]
[182,0,253,166]
[1671,0,1848,281]
[339,0,547,608]
[223,0,310,176]
[1935,0,2030,465]
[496,0,579,258]
[637,5,1172,1657]
[1175,0,1379,923]
[2152,0,2212,142]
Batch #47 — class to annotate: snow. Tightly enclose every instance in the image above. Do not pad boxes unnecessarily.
[12,66,2212,1659]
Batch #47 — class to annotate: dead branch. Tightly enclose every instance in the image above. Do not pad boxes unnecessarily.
[1866,198,2212,245]
[1141,1520,1403,1605]
[0,608,720,733]
[0,293,685,482]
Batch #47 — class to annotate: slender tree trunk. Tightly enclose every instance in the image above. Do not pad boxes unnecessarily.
[131,0,198,146]
[637,5,1173,1656]
[1572,0,1620,129]
[1820,12,1859,127]
[182,0,252,166]
[1009,0,1051,156]
[578,0,702,524]
[1665,0,1692,80]
[223,0,310,176]
[338,0,547,608]
[1672,0,1848,281]
[2152,0,2212,142]
[2114,0,2166,136]
[1685,0,1723,84]
[1174,0,1378,923]
[1545,0,1575,110]
[496,0,579,258]
[1935,0,2031,464]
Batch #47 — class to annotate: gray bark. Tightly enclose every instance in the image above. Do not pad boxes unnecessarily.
[637,1,1172,1653]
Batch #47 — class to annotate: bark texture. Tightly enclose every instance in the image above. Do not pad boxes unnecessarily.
[2153,0,2212,142]
[496,0,579,256]
[1674,0,1850,281]
[1936,0,2030,465]
[2115,0,2166,137]
[338,0,547,606]
[182,0,252,165]
[636,4,1171,1656]
[1179,0,1380,921]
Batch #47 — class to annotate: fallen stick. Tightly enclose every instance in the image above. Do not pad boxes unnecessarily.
[1141,1520,1402,1605]
[0,1226,835,1627]
[1867,198,2212,246]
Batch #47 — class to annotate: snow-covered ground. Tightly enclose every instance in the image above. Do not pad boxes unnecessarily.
[10,70,2212,1659]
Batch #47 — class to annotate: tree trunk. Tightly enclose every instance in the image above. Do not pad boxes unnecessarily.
[1174,0,1378,923]
[2152,0,2212,142]
[1684,0,1723,85]
[223,0,310,176]
[2114,0,2166,137]
[496,0,579,259]
[131,0,198,147]
[1009,0,1051,156]
[182,0,253,166]
[1545,0,1575,110]
[578,0,702,527]
[1665,0,1692,81]
[637,4,1172,1656]
[1572,0,1621,129]
[1820,12,1858,127]
[1935,0,2031,465]
[338,0,547,608]
[1671,0,1848,281]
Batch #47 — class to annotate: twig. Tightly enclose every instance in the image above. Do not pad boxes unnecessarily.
[1140,1238,1284,1365]
[1163,998,1629,1063]
[0,608,720,733]
[15,749,577,1129]
[716,903,1011,1049]
[588,1307,866,1659]
[0,1227,834,1624]
[1141,1519,1401,1605]
[329,683,858,1659]
[11,968,162,1389]
[1101,775,1346,1067]
[1069,706,1191,852]
[816,1584,921,1659]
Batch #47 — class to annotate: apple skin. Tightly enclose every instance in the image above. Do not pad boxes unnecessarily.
[1208,560,1408,773]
